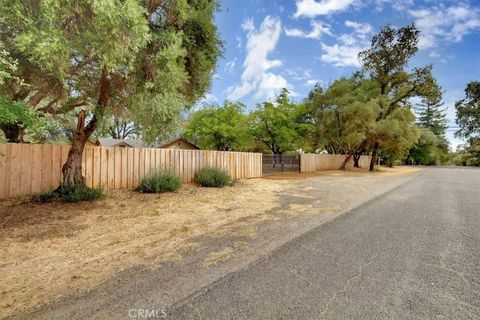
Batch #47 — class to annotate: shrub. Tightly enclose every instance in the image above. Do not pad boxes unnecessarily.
[31,184,104,203]
[195,167,231,187]
[139,169,182,193]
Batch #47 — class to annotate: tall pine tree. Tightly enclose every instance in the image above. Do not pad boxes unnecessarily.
[415,90,448,137]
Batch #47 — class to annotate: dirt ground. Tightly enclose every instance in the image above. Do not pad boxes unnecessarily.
[0,166,422,318]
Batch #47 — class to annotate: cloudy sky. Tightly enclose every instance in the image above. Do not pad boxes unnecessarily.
[204,0,480,149]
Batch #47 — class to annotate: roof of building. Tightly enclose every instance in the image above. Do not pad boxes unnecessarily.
[157,137,200,149]
[96,138,145,148]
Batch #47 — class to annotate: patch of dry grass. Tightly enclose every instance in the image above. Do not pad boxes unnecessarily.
[203,248,234,267]
[0,179,287,318]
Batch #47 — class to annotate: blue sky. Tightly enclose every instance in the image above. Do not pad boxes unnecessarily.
[203,0,480,149]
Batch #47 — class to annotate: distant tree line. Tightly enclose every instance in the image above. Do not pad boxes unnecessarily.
[2,13,479,178]
[185,24,479,169]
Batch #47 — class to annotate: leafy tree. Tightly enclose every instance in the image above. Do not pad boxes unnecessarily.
[1,1,222,187]
[305,75,380,169]
[452,139,480,166]
[455,81,480,140]
[249,89,311,156]
[97,114,138,140]
[415,84,448,137]
[407,128,448,165]
[359,24,437,170]
[372,108,420,167]
[454,81,480,166]
[184,101,250,151]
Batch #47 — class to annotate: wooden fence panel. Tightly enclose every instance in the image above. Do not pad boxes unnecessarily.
[0,144,263,199]
[300,153,373,173]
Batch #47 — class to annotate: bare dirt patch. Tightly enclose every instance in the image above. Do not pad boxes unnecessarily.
[0,166,422,318]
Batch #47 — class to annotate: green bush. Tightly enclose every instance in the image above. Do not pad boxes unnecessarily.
[139,169,182,193]
[195,167,231,187]
[31,184,104,203]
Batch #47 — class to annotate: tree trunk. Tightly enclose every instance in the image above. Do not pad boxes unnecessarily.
[61,68,110,187]
[369,143,379,171]
[353,153,361,168]
[61,129,88,187]
[340,153,353,170]
[1,123,24,143]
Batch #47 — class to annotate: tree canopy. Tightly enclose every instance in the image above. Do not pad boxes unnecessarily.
[184,101,250,151]
[249,89,312,155]
[455,81,480,140]
[0,0,222,186]
[358,24,437,170]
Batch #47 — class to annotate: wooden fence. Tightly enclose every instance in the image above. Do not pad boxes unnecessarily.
[300,154,372,173]
[0,144,262,199]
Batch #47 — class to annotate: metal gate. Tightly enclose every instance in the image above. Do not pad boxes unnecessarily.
[262,154,300,175]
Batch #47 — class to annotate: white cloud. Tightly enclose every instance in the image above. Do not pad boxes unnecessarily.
[236,36,242,49]
[321,43,364,67]
[345,20,372,35]
[285,20,332,39]
[409,4,480,49]
[306,79,322,86]
[293,0,358,18]
[228,16,291,101]
[319,20,372,67]
[224,58,237,73]
[374,0,413,12]
[241,18,255,32]
[429,51,440,58]
[286,68,313,81]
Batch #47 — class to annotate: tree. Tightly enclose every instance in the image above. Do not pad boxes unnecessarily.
[454,81,480,166]
[1,1,222,187]
[407,128,448,165]
[249,89,311,157]
[184,101,250,151]
[453,139,480,166]
[372,108,420,167]
[97,114,138,140]
[305,75,380,169]
[359,24,437,171]
[455,81,480,140]
[415,84,447,137]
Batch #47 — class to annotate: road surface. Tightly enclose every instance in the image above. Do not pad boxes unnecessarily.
[169,168,480,319]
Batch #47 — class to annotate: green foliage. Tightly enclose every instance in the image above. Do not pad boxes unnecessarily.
[455,81,480,140]
[0,96,39,128]
[408,128,448,165]
[185,101,250,151]
[0,0,222,144]
[452,139,480,166]
[195,167,231,187]
[374,108,420,166]
[139,169,182,193]
[305,75,380,155]
[415,83,448,137]
[249,89,313,154]
[356,24,437,169]
[31,184,104,203]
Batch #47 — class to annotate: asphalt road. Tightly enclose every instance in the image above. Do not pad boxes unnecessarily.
[169,168,480,319]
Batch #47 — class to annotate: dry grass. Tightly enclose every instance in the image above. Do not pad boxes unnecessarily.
[0,179,287,318]
[203,248,234,267]
[0,166,419,318]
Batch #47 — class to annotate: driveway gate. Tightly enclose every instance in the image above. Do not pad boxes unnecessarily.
[262,154,300,175]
